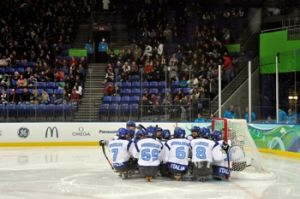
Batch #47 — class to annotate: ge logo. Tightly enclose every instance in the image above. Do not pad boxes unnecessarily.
[18,128,29,138]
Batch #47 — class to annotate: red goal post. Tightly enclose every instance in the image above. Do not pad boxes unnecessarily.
[211,118,228,143]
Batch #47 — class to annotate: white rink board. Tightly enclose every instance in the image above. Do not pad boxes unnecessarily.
[0,122,211,143]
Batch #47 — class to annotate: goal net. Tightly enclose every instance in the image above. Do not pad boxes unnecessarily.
[212,118,275,180]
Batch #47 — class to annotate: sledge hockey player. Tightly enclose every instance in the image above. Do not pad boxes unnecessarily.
[155,126,163,141]
[164,127,191,181]
[132,126,163,182]
[212,129,247,180]
[108,128,137,179]
[133,129,145,144]
[126,120,136,139]
[211,130,231,180]
[190,128,224,181]
[187,126,201,141]
[159,129,172,177]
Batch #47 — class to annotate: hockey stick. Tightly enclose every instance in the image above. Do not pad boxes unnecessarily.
[224,141,231,179]
[99,141,114,170]
[138,124,146,131]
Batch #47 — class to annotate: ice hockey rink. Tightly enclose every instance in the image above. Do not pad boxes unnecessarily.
[0,147,299,199]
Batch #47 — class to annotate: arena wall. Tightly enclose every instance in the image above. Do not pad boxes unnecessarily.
[0,122,299,159]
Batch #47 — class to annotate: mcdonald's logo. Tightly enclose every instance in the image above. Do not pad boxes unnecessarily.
[45,127,59,138]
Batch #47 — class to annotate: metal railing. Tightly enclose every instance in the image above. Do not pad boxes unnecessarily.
[99,98,211,122]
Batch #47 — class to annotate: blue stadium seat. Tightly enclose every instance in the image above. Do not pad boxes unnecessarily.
[122,82,131,88]
[131,81,141,88]
[158,81,167,89]
[129,75,140,81]
[99,104,109,116]
[16,104,26,117]
[37,82,47,89]
[0,67,5,74]
[114,82,122,88]
[38,89,44,95]
[149,81,158,88]
[0,104,5,117]
[171,81,180,88]
[47,82,57,89]
[36,104,47,117]
[129,104,139,115]
[46,104,56,117]
[131,88,141,96]
[7,103,16,117]
[172,88,181,94]
[109,104,119,116]
[183,87,191,95]
[5,67,15,75]
[115,75,122,82]
[130,96,140,104]
[142,81,149,88]
[111,96,121,104]
[55,104,65,116]
[120,89,131,96]
[15,67,25,74]
[120,103,129,116]
[46,89,54,95]
[121,96,130,104]
[26,104,36,117]
[54,89,64,95]
[16,88,23,94]
[161,88,171,94]
[65,104,74,117]
[149,88,159,95]
[103,96,112,104]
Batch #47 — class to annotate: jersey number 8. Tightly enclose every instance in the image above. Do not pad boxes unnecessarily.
[196,146,206,159]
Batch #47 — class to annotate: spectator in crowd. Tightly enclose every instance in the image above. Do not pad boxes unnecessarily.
[85,39,94,62]
[222,52,234,84]
[69,88,80,105]
[41,90,50,104]
[223,105,236,119]
[244,107,256,123]
[287,108,297,124]
[194,112,206,123]
[98,38,109,63]
[99,0,246,121]
[278,108,287,123]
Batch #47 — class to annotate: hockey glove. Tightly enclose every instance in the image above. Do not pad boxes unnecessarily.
[222,142,230,152]
[99,140,108,146]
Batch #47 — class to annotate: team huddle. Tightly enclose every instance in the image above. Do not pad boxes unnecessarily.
[100,121,247,182]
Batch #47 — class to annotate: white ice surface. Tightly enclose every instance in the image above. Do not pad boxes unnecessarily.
[0,147,299,199]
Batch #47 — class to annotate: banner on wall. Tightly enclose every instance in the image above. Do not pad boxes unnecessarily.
[0,122,299,154]
[248,124,300,153]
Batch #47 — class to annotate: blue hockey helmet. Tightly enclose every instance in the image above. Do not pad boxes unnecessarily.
[145,126,157,138]
[213,130,222,141]
[156,126,163,132]
[200,127,211,139]
[162,129,171,140]
[126,120,136,128]
[174,127,186,138]
[135,129,145,138]
[118,128,128,139]
[191,126,201,133]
